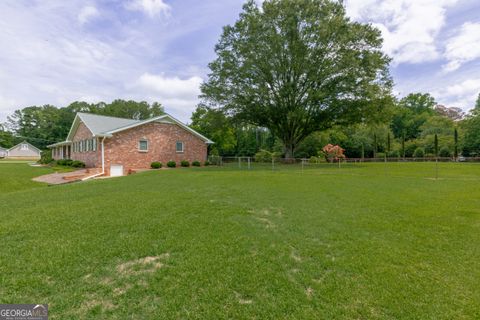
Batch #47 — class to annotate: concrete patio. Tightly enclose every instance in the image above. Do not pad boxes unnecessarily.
[32,168,102,185]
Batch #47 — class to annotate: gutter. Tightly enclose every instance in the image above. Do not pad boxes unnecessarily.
[81,137,106,181]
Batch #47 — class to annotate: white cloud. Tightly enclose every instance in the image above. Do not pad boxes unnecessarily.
[433,78,480,109]
[137,73,202,99]
[346,0,458,64]
[443,22,480,72]
[134,73,202,119]
[78,5,100,25]
[445,78,480,96]
[126,0,171,18]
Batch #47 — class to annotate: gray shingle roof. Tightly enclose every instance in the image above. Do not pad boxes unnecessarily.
[55,112,213,147]
[77,112,141,136]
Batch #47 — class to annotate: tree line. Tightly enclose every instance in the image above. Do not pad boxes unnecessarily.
[191,92,480,158]
[1,0,480,158]
[0,100,164,149]
[191,0,480,159]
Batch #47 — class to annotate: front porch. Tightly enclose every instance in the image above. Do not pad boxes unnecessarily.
[48,141,72,160]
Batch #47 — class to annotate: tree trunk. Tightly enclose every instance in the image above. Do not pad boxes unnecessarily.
[284,143,295,159]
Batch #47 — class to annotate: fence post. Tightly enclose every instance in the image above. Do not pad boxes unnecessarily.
[248,157,251,170]
[272,157,275,171]
[238,156,241,169]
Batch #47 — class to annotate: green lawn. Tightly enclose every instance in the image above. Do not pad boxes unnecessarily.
[0,163,479,319]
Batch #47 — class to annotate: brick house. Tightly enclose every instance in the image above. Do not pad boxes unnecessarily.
[48,112,213,176]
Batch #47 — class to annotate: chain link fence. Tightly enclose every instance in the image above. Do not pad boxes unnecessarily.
[207,155,480,180]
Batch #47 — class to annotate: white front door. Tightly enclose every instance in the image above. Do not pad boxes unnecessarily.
[110,164,124,177]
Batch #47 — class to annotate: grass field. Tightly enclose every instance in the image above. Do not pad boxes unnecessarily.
[0,162,479,319]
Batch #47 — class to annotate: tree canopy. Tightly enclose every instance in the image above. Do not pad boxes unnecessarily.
[4,100,164,149]
[200,0,392,157]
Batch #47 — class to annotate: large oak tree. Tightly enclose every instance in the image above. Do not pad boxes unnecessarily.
[201,0,392,157]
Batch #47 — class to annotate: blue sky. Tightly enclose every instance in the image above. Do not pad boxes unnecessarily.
[0,0,479,123]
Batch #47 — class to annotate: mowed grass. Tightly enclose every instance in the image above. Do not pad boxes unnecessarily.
[0,163,57,193]
[0,163,479,319]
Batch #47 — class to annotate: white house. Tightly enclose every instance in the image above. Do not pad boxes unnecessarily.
[0,146,7,158]
[6,141,42,160]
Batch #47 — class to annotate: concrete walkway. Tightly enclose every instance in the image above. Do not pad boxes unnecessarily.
[33,168,102,185]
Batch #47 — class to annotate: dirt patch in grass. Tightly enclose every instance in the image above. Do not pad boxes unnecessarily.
[79,254,170,315]
[254,217,275,228]
[235,291,253,305]
[117,254,169,276]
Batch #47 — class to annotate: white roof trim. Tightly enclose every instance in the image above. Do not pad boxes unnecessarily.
[47,141,72,148]
[8,141,42,153]
[105,113,214,144]
[66,114,96,141]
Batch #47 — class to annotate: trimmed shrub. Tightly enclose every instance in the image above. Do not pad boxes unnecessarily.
[71,160,86,168]
[181,160,190,167]
[167,160,176,168]
[309,156,325,164]
[405,143,418,157]
[439,147,451,157]
[387,150,400,158]
[151,161,162,169]
[255,149,272,162]
[413,147,425,158]
[38,150,54,164]
[376,152,386,159]
[57,159,73,166]
[204,160,211,166]
[56,159,67,166]
[192,160,201,167]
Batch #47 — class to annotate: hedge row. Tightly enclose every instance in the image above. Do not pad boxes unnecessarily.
[150,160,210,169]
[56,159,86,168]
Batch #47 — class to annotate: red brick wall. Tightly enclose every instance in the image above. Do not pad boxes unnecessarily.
[71,122,101,168]
[104,121,208,175]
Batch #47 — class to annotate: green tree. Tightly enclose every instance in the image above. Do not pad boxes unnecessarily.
[391,93,436,140]
[97,100,164,120]
[201,0,392,158]
[190,105,236,156]
[5,100,164,149]
[462,113,480,156]
[418,115,455,155]
[454,127,458,158]
[6,105,63,148]
[0,124,15,148]
[473,93,480,115]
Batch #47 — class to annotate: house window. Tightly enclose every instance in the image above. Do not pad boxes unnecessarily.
[21,144,28,150]
[139,139,148,152]
[92,138,97,151]
[176,141,184,153]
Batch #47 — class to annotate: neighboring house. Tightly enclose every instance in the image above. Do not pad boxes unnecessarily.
[0,146,7,158]
[6,141,42,160]
[48,112,213,176]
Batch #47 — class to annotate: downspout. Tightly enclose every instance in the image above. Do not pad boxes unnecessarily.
[82,137,106,181]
